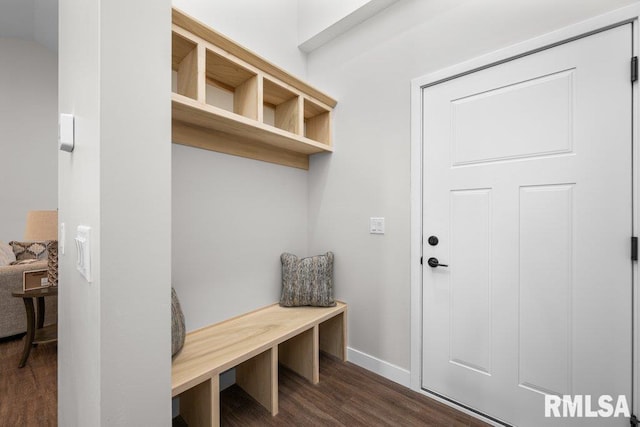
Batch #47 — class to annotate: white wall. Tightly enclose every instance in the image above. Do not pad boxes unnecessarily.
[172,146,308,330]
[170,0,309,331]
[0,38,57,243]
[306,0,638,373]
[172,0,306,78]
[58,0,171,425]
[58,0,101,422]
[0,0,59,52]
[33,0,58,52]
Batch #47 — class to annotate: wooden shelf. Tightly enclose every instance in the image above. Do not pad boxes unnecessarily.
[172,8,337,170]
[34,324,57,345]
[173,94,333,169]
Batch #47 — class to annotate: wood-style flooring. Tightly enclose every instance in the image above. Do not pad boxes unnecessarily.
[0,335,488,426]
[220,353,489,426]
[0,335,57,427]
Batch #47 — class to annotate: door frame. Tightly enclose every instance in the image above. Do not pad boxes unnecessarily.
[410,3,640,422]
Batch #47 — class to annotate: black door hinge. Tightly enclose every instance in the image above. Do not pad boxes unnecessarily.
[630,414,638,426]
[632,237,638,261]
[632,56,638,83]
[420,256,423,265]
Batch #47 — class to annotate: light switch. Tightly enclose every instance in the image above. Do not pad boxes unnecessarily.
[75,225,92,282]
[59,113,75,152]
[370,217,385,234]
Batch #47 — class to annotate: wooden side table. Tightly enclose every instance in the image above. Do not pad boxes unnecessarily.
[12,286,58,368]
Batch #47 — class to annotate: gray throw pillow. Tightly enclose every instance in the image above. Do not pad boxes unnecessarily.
[280,252,335,307]
[171,287,186,357]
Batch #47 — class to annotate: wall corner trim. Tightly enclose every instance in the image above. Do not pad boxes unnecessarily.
[298,0,400,53]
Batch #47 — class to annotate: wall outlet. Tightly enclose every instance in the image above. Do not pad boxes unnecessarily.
[370,217,385,234]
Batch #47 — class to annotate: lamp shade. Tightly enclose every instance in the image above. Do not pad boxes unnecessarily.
[24,210,58,241]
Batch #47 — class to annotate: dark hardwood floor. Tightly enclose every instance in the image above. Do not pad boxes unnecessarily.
[220,353,489,426]
[0,336,487,427]
[0,335,57,427]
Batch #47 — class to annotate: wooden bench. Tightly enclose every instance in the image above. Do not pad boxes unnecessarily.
[171,301,347,426]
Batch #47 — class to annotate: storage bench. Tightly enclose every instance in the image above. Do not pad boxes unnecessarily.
[171,301,347,426]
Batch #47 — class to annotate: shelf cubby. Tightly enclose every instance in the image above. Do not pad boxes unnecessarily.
[171,7,337,170]
[304,98,332,146]
[172,32,198,100]
[205,49,259,120]
[263,78,302,135]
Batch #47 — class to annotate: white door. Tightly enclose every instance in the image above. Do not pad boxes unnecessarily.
[422,25,632,426]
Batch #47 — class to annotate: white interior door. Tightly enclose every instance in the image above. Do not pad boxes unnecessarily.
[422,24,632,426]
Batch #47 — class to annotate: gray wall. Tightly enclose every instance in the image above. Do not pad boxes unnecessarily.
[172,145,308,330]
[58,0,171,425]
[305,0,638,371]
[0,38,57,243]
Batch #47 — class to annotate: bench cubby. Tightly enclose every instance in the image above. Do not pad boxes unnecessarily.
[172,302,347,427]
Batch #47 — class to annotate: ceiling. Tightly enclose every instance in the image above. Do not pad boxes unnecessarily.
[0,0,58,52]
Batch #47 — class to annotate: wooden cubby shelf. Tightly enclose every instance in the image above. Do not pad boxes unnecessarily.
[171,8,337,170]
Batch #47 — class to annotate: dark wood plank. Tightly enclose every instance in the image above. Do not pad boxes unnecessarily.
[220,353,489,426]
[0,335,57,426]
[0,336,489,427]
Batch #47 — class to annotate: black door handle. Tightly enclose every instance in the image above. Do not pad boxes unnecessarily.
[427,257,448,268]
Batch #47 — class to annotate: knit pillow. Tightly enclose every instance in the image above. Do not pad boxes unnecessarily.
[9,241,49,261]
[280,252,335,307]
[171,287,186,357]
[0,241,16,266]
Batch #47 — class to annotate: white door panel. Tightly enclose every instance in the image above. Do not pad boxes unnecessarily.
[422,24,632,426]
[452,70,574,166]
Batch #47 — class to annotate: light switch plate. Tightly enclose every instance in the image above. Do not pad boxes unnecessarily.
[370,217,385,234]
[59,113,75,152]
[75,225,92,282]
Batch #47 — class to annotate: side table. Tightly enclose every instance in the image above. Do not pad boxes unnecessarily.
[11,286,58,368]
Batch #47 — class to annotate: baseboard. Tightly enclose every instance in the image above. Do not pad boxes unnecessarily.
[346,347,411,388]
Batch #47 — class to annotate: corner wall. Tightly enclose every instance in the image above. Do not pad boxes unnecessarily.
[305,0,638,375]
[0,39,57,243]
[58,0,171,425]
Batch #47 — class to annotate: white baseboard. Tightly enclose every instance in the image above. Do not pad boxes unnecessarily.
[346,347,411,388]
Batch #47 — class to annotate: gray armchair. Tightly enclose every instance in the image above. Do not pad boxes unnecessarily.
[0,260,57,338]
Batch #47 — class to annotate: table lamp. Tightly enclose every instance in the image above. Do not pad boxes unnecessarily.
[24,210,58,287]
